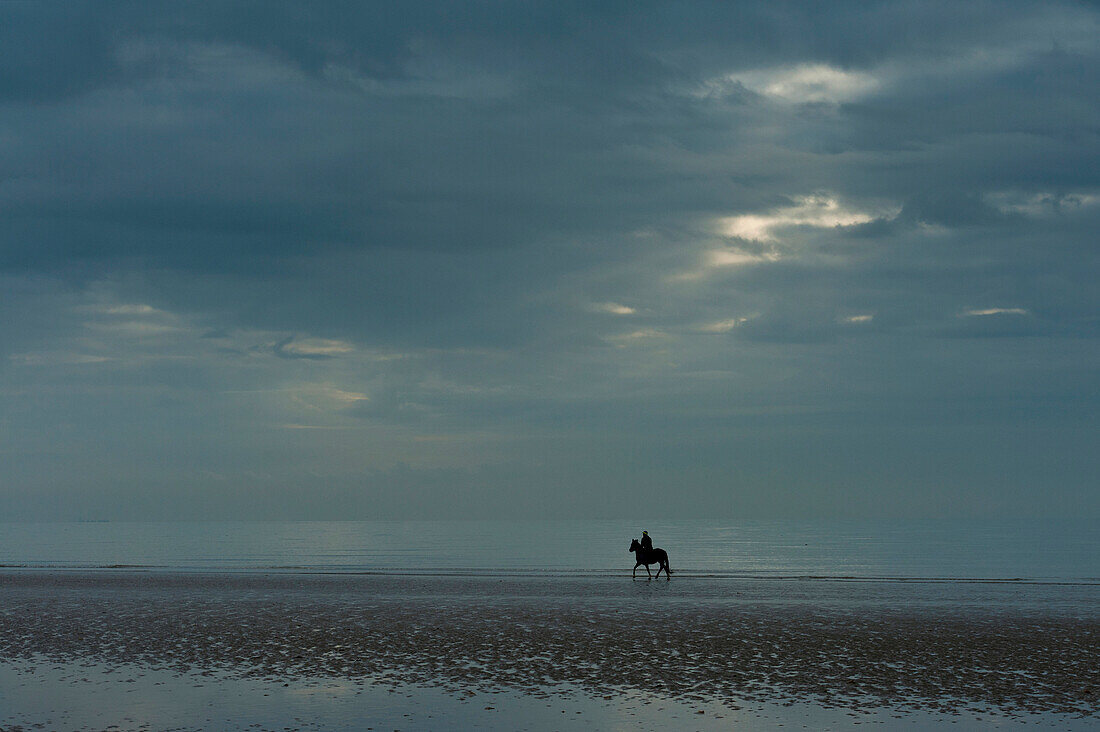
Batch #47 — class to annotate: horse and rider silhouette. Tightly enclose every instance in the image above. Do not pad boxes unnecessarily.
[629,530,672,579]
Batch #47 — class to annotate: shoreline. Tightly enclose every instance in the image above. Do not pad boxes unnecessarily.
[2,564,1097,585]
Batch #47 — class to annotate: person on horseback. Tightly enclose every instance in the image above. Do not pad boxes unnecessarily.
[629,532,671,579]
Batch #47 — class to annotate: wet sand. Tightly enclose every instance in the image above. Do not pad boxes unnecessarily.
[1,571,1097,729]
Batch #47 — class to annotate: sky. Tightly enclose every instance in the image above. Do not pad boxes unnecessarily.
[1,1,1098,520]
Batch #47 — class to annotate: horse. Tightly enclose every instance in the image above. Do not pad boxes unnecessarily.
[629,538,672,579]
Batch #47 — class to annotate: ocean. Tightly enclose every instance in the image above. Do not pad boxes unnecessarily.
[1,518,1095,581]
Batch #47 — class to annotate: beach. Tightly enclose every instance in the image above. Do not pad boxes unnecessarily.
[1,570,1096,730]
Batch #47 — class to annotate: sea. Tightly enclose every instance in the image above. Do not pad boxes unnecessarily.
[1,518,1096,582]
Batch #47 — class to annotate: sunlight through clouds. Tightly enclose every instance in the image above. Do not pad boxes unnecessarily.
[707,249,779,267]
[276,338,355,358]
[718,195,885,242]
[670,195,895,280]
[961,308,1029,317]
[96,304,161,316]
[590,302,636,315]
[703,64,879,103]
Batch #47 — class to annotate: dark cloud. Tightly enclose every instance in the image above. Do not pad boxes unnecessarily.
[1,1,1097,519]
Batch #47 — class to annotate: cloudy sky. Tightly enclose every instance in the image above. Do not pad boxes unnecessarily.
[2,1,1097,520]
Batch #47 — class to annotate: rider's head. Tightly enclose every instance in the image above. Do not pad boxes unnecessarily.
[643,531,648,536]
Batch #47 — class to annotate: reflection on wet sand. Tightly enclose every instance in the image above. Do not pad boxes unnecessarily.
[1,571,1097,724]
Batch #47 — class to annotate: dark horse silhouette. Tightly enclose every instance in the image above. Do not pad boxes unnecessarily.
[629,538,672,579]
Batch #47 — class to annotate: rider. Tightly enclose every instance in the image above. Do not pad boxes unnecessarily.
[640,530,653,555]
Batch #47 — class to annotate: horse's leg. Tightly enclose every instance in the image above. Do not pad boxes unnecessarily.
[646,563,652,578]
[633,562,639,578]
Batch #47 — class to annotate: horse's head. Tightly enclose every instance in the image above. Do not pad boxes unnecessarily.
[629,538,641,552]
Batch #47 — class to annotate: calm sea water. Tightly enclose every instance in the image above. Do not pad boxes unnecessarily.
[1,519,1096,581]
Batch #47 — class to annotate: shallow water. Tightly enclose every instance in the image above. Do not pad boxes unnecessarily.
[2,659,1089,731]
[1,518,1096,581]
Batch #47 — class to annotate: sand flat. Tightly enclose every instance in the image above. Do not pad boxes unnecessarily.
[1,571,1097,729]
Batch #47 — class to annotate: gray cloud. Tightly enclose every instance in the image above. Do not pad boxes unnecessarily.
[1,1,1097,519]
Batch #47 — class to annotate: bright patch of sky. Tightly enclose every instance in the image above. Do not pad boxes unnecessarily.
[591,302,636,315]
[719,64,880,104]
[277,338,356,358]
[962,308,1029,317]
[718,196,888,242]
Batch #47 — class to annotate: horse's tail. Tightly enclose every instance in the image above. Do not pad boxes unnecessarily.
[664,551,672,575]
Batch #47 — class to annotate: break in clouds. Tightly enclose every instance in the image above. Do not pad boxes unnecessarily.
[1,1,1098,519]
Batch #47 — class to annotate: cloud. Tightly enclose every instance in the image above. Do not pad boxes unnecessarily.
[986,191,1100,217]
[1,1,1098,519]
[274,336,355,360]
[694,317,752,333]
[590,302,636,315]
[286,383,368,414]
[95,303,160,315]
[961,308,1029,317]
[9,351,113,366]
[712,64,880,104]
[706,248,779,267]
[605,328,668,346]
[718,195,890,242]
